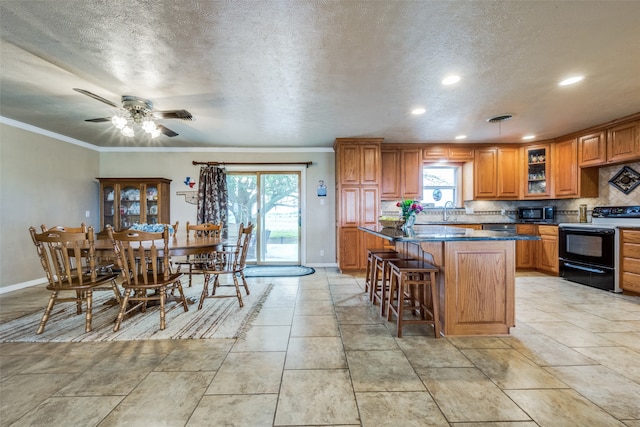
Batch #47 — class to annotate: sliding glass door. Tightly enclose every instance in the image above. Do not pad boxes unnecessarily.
[226,171,300,265]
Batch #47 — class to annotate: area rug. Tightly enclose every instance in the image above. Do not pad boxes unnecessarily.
[244,265,315,277]
[0,278,272,343]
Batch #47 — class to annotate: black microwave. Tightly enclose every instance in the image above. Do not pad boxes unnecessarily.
[517,206,556,222]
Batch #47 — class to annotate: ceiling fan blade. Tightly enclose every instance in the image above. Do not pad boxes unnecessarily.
[73,88,119,108]
[85,117,112,123]
[157,124,179,137]
[153,109,193,121]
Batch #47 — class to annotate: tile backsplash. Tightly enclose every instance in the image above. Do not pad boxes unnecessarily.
[381,161,640,224]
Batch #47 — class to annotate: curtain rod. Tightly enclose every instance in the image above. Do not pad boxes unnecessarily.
[192,161,313,168]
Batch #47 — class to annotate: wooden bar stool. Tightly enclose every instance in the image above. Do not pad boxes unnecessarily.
[387,259,440,338]
[364,247,397,299]
[371,252,412,316]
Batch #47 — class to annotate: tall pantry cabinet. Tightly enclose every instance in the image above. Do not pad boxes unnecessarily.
[335,138,385,271]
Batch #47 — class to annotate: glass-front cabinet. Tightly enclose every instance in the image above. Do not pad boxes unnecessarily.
[97,178,171,231]
[523,144,551,198]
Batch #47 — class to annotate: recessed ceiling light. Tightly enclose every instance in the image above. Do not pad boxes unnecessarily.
[455,135,467,140]
[411,108,426,115]
[442,75,461,85]
[559,75,584,86]
[522,135,536,140]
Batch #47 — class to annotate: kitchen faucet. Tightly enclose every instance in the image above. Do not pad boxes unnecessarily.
[443,201,454,221]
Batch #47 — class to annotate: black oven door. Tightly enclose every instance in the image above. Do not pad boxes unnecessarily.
[558,227,615,268]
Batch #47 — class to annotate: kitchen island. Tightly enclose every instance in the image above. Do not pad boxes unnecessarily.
[359,224,539,336]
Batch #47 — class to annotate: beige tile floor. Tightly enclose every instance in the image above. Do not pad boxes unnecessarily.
[1,269,639,426]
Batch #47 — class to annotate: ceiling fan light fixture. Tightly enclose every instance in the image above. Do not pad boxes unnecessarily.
[121,126,135,137]
[111,115,127,129]
[149,128,162,139]
[142,118,157,132]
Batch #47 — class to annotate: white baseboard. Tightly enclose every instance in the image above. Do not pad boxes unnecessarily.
[303,263,339,268]
[0,278,45,294]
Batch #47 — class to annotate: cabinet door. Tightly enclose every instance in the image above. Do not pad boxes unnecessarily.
[620,229,640,294]
[337,144,360,186]
[423,146,449,161]
[578,131,606,167]
[380,149,400,199]
[360,144,380,185]
[554,138,578,198]
[400,148,423,199]
[496,147,520,199]
[607,120,640,164]
[119,183,142,230]
[474,148,498,198]
[448,146,474,161]
[516,224,536,269]
[523,144,551,199]
[339,187,360,227]
[360,187,379,226]
[338,227,362,271]
[536,226,559,274]
[100,183,117,231]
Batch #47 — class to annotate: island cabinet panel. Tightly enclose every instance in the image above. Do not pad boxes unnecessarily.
[607,120,640,164]
[443,240,515,335]
[620,228,640,294]
[578,131,607,167]
[516,224,536,269]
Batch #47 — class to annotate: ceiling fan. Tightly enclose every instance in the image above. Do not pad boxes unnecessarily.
[73,88,193,138]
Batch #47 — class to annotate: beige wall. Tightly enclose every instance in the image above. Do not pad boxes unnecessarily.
[1,123,100,290]
[1,122,337,291]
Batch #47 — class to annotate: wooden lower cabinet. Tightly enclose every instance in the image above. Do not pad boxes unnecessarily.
[337,227,386,271]
[620,228,640,294]
[536,225,559,274]
[516,224,536,269]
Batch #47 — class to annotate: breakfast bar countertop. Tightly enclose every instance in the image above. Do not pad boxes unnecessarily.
[358,224,540,242]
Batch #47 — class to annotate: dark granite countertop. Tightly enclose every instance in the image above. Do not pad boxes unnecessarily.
[359,224,541,242]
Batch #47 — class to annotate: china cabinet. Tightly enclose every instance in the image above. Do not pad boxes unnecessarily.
[97,177,171,231]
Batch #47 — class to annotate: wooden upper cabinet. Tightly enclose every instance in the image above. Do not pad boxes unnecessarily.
[424,145,474,162]
[522,144,552,199]
[474,148,498,198]
[473,147,519,199]
[334,139,382,186]
[380,149,400,199]
[496,147,520,199]
[554,138,579,197]
[578,131,606,167]
[401,148,423,199]
[607,120,640,164]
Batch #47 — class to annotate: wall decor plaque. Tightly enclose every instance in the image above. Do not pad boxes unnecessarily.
[609,166,640,194]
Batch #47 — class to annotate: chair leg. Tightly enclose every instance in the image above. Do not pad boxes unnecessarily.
[232,274,244,308]
[113,289,132,332]
[173,279,189,312]
[239,272,250,295]
[110,279,122,304]
[85,290,93,333]
[159,287,166,330]
[396,277,405,338]
[37,291,58,334]
[76,290,83,315]
[198,273,211,310]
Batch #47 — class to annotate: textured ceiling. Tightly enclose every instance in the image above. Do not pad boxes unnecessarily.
[1,1,639,149]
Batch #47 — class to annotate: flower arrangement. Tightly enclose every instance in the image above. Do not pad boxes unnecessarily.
[396,199,423,219]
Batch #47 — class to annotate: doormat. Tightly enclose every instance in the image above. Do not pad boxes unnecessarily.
[0,278,272,342]
[244,266,315,277]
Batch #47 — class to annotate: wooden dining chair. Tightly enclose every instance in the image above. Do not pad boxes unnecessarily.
[199,223,254,309]
[107,225,189,331]
[29,225,120,334]
[173,221,222,286]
